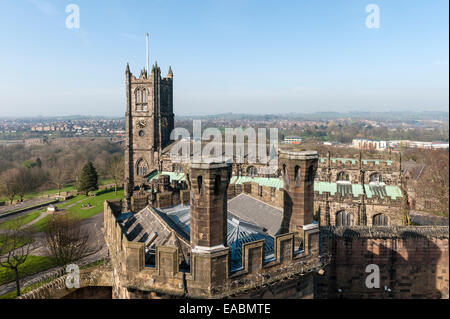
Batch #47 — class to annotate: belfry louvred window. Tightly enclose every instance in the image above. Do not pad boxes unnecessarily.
[135,87,148,111]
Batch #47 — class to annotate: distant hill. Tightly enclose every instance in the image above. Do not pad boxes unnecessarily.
[175,111,449,121]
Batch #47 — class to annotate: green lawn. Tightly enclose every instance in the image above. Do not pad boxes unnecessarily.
[0,234,33,253]
[32,188,123,232]
[0,211,42,230]
[0,178,116,203]
[67,189,124,220]
[0,255,55,286]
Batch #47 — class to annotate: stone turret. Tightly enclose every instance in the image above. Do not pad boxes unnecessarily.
[187,161,232,251]
[279,150,319,234]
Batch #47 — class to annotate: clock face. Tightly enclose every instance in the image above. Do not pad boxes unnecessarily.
[137,119,147,128]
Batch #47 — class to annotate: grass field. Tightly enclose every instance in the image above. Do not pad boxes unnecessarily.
[0,211,42,230]
[0,234,33,252]
[32,188,123,232]
[0,255,55,286]
[0,178,115,203]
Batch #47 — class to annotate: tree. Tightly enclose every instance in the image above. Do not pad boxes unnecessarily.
[0,168,19,204]
[48,161,69,195]
[78,161,98,196]
[0,217,33,297]
[36,158,42,168]
[43,212,91,266]
[413,150,449,217]
[108,156,124,195]
[13,167,47,202]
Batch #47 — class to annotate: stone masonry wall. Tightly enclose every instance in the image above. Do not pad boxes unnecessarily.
[317,226,449,299]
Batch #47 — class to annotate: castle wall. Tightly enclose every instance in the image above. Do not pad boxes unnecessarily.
[317,226,449,299]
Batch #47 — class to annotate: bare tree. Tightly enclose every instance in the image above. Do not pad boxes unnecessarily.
[44,212,91,266]
[412,150,449,217]
[108,156,124,195]
[0,218,33,297]
[48,161,69,195]
[0,168,19,204]
[14,167,47,202]
[68,160,84,189]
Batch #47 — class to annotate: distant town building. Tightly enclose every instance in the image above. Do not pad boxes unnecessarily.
[352,138,387,150]
[23,137,47,146]
[390,140,449,150]
[284,136,302,145]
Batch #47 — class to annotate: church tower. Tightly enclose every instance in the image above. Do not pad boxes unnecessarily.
[124,62,174,209]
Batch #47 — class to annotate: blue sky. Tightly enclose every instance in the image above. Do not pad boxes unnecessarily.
[0,0,448,116]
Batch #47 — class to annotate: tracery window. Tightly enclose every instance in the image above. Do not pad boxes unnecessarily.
[135,87,148,111]
[136,159,149,176]
[372,213,388,226]
[369,172,383,183]
[337,171,350,182]
[247,166,258,177]
[336,210,351,226]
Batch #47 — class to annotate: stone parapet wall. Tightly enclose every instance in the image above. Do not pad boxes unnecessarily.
[104,200,323,299]
[317,226,449,299]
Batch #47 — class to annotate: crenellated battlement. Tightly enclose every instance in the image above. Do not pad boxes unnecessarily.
[103,200,323,298]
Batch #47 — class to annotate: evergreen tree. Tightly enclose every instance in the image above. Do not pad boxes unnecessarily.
[78,162,98,195]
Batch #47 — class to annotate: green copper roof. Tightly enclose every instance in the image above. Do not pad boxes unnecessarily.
[314,181,402,199]
[319,157,393,166]
[147,171,186,183]
[230,176,284,190]
[149,172,402,200]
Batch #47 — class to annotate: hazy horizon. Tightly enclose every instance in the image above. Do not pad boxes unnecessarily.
[0,0,448,117]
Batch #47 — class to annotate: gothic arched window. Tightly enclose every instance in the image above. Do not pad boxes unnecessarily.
[247,166,258,177]
[337,171,350,182]
[135,87,148,111]
[136,159,149,176]
[373,213,388,226]
[336,210,351,226]
[369,172,383,183]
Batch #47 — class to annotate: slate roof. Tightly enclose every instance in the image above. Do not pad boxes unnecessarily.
[227,193,283,236]
[117,206,191,265]
[154,203,275,271]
